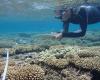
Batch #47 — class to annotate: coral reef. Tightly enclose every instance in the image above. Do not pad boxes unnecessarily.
[61,69,78,80]
[7,64,45,80]
[0,60,4,76]
[0,43,100,80]
[0,44,49,57]
[71,56,100,71]
[15,45,48,54]
[38,45,100,80]
[42,58,69,69]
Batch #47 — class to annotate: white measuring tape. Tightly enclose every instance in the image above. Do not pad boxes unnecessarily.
[2,49,9,80]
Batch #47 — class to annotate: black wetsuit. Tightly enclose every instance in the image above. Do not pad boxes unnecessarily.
[62,3,100,37]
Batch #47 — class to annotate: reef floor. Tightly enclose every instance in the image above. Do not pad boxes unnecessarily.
[0,44,100,80]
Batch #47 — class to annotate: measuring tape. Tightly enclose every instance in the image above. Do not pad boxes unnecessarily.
[1,49,9,80]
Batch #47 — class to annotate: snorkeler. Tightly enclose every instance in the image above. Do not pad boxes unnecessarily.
[53,3,100,39]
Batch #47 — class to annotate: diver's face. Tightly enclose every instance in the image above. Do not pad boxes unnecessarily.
[55,9,71,21]
[55,9,63,19]
[61,9,71,21]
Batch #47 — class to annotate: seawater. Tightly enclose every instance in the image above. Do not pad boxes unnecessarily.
[0,18,100,33]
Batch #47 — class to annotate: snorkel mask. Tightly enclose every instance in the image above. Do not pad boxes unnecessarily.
[55,6,65,19]
[55,5,72,21]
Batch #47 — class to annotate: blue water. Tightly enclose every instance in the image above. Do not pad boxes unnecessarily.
[0,0,100,34]
[0,18,100,34]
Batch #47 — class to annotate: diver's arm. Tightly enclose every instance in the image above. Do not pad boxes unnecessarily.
[62,23,87,37]
[62,22,69,33]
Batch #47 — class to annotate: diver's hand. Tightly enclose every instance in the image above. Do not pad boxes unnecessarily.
[51,32,63,40]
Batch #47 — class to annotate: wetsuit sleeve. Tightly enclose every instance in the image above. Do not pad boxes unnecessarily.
[62,22,69,33]
[62,22,87,37]
[62,7,87,37]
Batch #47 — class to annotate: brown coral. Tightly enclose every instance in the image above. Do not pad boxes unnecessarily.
[15,45,47,54]
[41,57,69,69]
[79,74,91,80]
[71,56,100,71]
[7,64,45,80]
[0,60,4,76]
[61,69,78,80]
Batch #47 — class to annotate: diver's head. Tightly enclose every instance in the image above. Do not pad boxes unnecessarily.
[55,7,63,19]
[55,6,72,22]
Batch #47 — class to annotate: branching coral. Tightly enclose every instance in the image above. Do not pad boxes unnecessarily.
[0,60,4,76]
[61,69,78,80]
[7,64,45,80]
[61,69,91,80]
[43,58,69,69]
[79,74,91,80]
[71,56,100,71]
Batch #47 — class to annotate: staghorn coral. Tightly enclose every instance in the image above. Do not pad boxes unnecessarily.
[7,64,45,80]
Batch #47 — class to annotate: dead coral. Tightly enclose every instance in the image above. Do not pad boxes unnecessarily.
[7,64,45,80]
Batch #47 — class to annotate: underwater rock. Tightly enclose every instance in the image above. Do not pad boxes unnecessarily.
[7,64,45,80]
